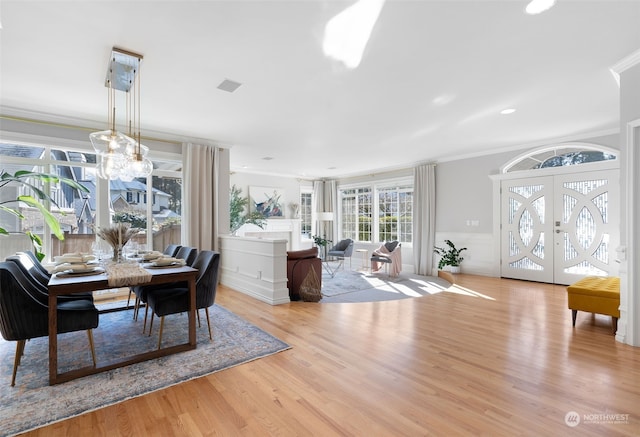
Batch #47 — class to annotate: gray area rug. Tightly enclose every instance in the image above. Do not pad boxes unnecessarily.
[0,304,290,437]
[320,266,451,303]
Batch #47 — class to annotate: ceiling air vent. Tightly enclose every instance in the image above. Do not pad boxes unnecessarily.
[217,79,242,93]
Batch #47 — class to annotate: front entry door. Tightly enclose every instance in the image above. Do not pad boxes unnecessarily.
[501,169,618,285]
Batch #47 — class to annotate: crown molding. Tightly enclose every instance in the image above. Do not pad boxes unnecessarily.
[611,49,640,74]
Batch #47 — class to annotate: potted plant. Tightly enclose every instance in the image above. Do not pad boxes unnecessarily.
[0,169,89,260]
[434,239,467,273]
[311,234,332,259]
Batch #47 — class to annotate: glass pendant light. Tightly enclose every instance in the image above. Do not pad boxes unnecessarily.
[90,48,152,180]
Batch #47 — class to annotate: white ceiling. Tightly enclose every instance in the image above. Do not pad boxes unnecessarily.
[1,1,639,178]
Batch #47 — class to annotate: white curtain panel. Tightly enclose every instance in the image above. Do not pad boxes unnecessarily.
[413,163,436,275]
[326,179,337,242]
[182,143,220,251]
[313,180,337,242]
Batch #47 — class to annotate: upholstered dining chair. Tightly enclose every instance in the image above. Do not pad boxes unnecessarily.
[163,244,182,257]
[132,246,197,328]
[0,261,99,386]
[327,239,354,271]
[17,250,52,284]
[6,253,94,304]
[127,244,182,306]
[174,246,198,267]
[126,243,183,309]
[146,250,220,349]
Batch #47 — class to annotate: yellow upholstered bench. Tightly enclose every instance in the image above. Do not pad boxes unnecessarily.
[566,276,620,334]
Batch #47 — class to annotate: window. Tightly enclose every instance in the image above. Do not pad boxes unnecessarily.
[503,144,617,173]
[0,141,182,260]
[378,184,413,243]
[338,179,412,244]
[151,173,182,249]
[300,192,312,238]
[340,187,372,242]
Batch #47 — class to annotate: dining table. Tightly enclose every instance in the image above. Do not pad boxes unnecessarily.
[47,264,198,385]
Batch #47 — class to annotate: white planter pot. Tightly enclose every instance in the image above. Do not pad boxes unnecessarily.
[449,266,461,274]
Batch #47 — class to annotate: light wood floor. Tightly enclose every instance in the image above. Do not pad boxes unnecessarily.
[24,275,640,436]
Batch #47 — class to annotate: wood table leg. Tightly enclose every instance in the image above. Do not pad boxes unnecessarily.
[48,292,58,384]
[189,276,196,346]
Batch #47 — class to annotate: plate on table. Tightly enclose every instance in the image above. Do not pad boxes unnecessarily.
[148,262,183,268]
[56,267,104,277]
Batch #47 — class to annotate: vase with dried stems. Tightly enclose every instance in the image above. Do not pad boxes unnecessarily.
[96,223,139,263]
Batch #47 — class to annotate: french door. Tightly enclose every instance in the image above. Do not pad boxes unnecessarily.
[501,169,619,285]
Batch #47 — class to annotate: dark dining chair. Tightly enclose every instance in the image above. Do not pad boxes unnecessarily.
[134,246,198,332]
[0,261,99,386]
[17,250,52,284]
[174,246,198,267]
[163,244,182,257]
[146,250,220,349]
[5,253,94,304]
[125,244,183,309]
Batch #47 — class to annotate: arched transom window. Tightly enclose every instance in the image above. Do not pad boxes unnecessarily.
[502,143,617,173]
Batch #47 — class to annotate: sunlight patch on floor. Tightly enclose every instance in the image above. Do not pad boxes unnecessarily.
[367,278,449,297]
[445,284,496,300]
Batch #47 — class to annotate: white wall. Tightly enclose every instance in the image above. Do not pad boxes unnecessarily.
[618,57,640,346]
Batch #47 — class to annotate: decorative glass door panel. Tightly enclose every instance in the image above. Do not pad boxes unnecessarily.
[501,177,554,282]
[501,170,618,285]
[553,171,618,284]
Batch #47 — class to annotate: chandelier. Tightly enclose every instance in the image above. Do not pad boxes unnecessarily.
[90,47,152,181]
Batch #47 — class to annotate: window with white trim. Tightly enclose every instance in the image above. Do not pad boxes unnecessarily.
[339,178,413,244]
[300,191,312,238]
[0,141,182,260]
[378,183,413,243]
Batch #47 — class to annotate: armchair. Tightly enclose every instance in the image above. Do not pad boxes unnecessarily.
[286,247,322,301]
[327,239,354,270]
[371,241,402,277]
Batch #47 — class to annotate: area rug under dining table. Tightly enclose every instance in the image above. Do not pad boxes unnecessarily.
[0,304,290,437]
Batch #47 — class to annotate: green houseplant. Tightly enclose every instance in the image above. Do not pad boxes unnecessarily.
[311,234,332,258]
[434,239,467,273]
[0,170,89,260]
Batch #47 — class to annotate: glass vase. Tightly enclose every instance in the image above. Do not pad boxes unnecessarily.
[112,245,123,263]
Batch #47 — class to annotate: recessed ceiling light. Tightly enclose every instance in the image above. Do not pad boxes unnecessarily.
[262,157,274,161]
[328,166,337,170]
[525,0,556,15]
[432,94,455,106]
[500,108,517,115]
